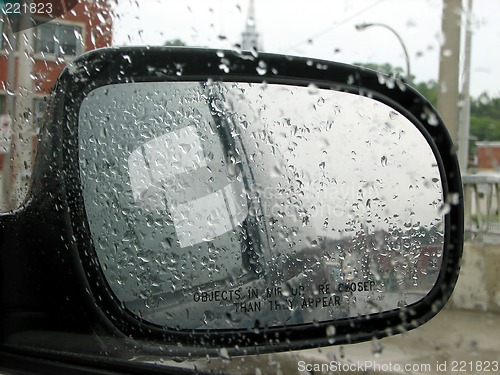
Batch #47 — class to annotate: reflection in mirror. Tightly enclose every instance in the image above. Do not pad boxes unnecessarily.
[78,82,444,329]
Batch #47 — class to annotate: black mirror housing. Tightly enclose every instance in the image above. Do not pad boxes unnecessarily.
[0,47,463,357]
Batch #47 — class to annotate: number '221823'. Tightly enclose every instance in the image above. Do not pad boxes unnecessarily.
[450,361,499,372]
[3,2,53,15]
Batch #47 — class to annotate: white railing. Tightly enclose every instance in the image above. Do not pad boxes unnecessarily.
[462,173,500,242]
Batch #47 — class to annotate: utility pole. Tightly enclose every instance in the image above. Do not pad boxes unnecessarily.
[9,0,34,208]
[458,0,473,174]
[436,0,462,152]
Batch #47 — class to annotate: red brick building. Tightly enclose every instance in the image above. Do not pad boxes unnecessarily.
[0,0,113,207]
[1,0,113,120]
[476,142,500,171]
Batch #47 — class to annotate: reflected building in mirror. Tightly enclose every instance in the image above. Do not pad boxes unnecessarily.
[319,223,443,298]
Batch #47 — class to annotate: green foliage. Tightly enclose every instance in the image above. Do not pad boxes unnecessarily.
[355,62,500,141]
[354,62,404,76]
[470,115,500,141]
[469,93,500,141]
[413,80,438,107]
[164,39,186,47]
[471,93,500,120]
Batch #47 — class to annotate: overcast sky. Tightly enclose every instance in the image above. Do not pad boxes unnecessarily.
[112,0,499,98]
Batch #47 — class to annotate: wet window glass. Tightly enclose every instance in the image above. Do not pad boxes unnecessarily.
[0,0,499,374]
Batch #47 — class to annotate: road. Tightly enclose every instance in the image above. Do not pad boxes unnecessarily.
[198,308,500,374]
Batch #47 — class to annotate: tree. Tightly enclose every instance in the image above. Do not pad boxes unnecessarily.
[164,39,186,47]
[413,80,438,107]
[470,116,500,141]
[354,62,415,82]
[355,62,500,141]
[471,93,500,120]
[469,93,500,141]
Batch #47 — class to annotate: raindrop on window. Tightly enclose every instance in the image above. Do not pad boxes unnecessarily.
[326,325,336,344]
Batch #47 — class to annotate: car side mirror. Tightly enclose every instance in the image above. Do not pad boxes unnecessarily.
[1,47,463,356]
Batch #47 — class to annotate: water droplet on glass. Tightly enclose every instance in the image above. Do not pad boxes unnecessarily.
[250,46,259,58]
[438,203,451,216]
[161,238,173,250]
[389,110,399,120]
[339,345,345,358]
[271,165,282,178]
[406,19,417,29]
[97,13,106,24]
[256,60,267,75]
[179,143,192,154]
[308,83,319,95]
[427,111,439,126]
[219,63,230,73]
[449,192,460,205]
[326,325,336,344]
[371,337,384,357]
[478,93,489,105]
[219,58,231,73]
[218,347,231,362]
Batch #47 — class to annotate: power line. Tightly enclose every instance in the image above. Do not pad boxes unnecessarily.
[284,0,387,53]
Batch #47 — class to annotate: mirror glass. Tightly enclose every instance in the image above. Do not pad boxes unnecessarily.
[78,82,445,329]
